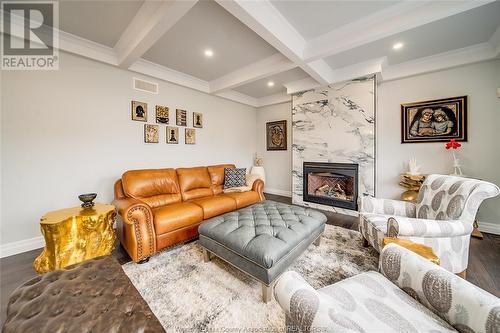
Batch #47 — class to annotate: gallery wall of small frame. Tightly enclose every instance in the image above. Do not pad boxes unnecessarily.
[131,100,203,144]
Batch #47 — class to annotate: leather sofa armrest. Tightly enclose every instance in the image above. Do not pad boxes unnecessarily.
[112,197,156,262]
[252,179,265,201]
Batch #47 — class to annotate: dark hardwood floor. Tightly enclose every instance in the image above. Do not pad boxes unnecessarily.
[1,193,499,326]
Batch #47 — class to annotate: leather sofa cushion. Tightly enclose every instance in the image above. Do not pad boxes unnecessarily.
[122,168,181,208]
[189,195,237,219]
[152,202,204,235]
[223,191,260,209]
[207,164,235,195]
[177,167,213,201]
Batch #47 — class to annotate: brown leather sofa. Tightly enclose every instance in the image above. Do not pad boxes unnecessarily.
[113,164,265,263]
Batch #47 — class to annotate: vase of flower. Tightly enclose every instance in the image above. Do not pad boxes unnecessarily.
[445,139,463,176]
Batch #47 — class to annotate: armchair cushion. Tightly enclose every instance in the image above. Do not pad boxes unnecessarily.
[361,196,416,217]
[388,216,473,237]
[380,243,500,333]
[274,270,455,333]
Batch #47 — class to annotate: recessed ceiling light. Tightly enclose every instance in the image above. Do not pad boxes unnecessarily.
[267,81,275,87]
[392,42,404,50]
[204,49,214,57]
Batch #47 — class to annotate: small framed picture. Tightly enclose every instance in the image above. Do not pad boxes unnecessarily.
[144,124,159,143]
[185,128,196,144]
[132,101,147,121]
[155,105,169,124]
[193,112,203,128]
[166,126,179,144]
[401,96,467,143]
[176,109,187,126]
[266,120,287,150]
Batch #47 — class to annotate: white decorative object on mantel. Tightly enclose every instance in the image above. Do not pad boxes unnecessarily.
[250,166,266,184]
[407,157,421,175]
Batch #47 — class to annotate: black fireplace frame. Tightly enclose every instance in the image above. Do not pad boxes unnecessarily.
[303,162,359,211]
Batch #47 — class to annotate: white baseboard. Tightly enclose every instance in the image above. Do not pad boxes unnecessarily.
[0,236,44,258]
[477,221,500,235]
[264,188,292,197]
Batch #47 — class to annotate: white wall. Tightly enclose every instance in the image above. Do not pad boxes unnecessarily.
[1,52,256,247]
[256,102,292,196]
[377,59,500,226]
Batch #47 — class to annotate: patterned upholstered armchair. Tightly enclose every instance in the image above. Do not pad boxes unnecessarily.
[359,174,499,274]
[274,243,500,333]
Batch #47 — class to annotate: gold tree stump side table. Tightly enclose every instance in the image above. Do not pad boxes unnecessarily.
[399,174,425,202]
[33,204,116,274]
[383,237,440,266]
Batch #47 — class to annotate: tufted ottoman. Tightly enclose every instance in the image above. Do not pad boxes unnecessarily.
[2,256,165,333]
[198,200,327,302]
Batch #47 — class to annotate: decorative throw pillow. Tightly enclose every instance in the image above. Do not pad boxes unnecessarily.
[224,168,246,189]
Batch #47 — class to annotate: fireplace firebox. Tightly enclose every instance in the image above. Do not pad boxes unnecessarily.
[303,162,358,210]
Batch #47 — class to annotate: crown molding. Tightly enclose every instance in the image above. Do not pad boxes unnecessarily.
[303,0,495,62]
[209,53,297,93]
[114,0,197,68]
[284,77,321,95]
[257,93,291,107]
[215,90,259,107]
[380,42,497,82]
[129,58,210,93]
[330,57,387,84]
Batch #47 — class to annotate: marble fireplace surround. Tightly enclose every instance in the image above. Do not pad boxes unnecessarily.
[292,77,376,216]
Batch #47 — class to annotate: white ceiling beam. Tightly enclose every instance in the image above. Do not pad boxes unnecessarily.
[256,93,291,108]
[209,53,297,94]
[304,0,496,62]
[216,0,331,85]
[114,0,198,69]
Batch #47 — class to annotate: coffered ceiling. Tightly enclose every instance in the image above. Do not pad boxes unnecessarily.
[3,0,499,107]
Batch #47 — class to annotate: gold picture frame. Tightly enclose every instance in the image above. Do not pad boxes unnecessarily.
[176,109,187,126]
[155,105,169,124]
[166,126,179,144]
[185,128,195,144]
[193,112,203,128]
[144,124,159,143]
[401,96,467,143]
[131,101,147,121]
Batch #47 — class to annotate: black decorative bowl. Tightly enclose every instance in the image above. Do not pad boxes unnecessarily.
[78,193,97,208]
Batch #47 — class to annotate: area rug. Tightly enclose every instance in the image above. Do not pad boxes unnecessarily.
[122,225,378,332]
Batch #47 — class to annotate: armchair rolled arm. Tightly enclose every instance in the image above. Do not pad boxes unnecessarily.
[112,197,156,262]
[387,216,472,238]
[380,244,500,331]
[274,271,323,331]
[361,196,416,217]
[252,179,265,201]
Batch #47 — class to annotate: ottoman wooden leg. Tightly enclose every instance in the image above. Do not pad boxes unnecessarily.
[313,235,321,246]
[361,236,369,247]
[202,248,211,262]
[262,283,273,303]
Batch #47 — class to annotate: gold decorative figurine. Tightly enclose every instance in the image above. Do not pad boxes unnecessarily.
[33,203,116,274]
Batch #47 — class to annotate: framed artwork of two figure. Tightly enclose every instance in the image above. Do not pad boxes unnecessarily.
[401,96,467,143]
